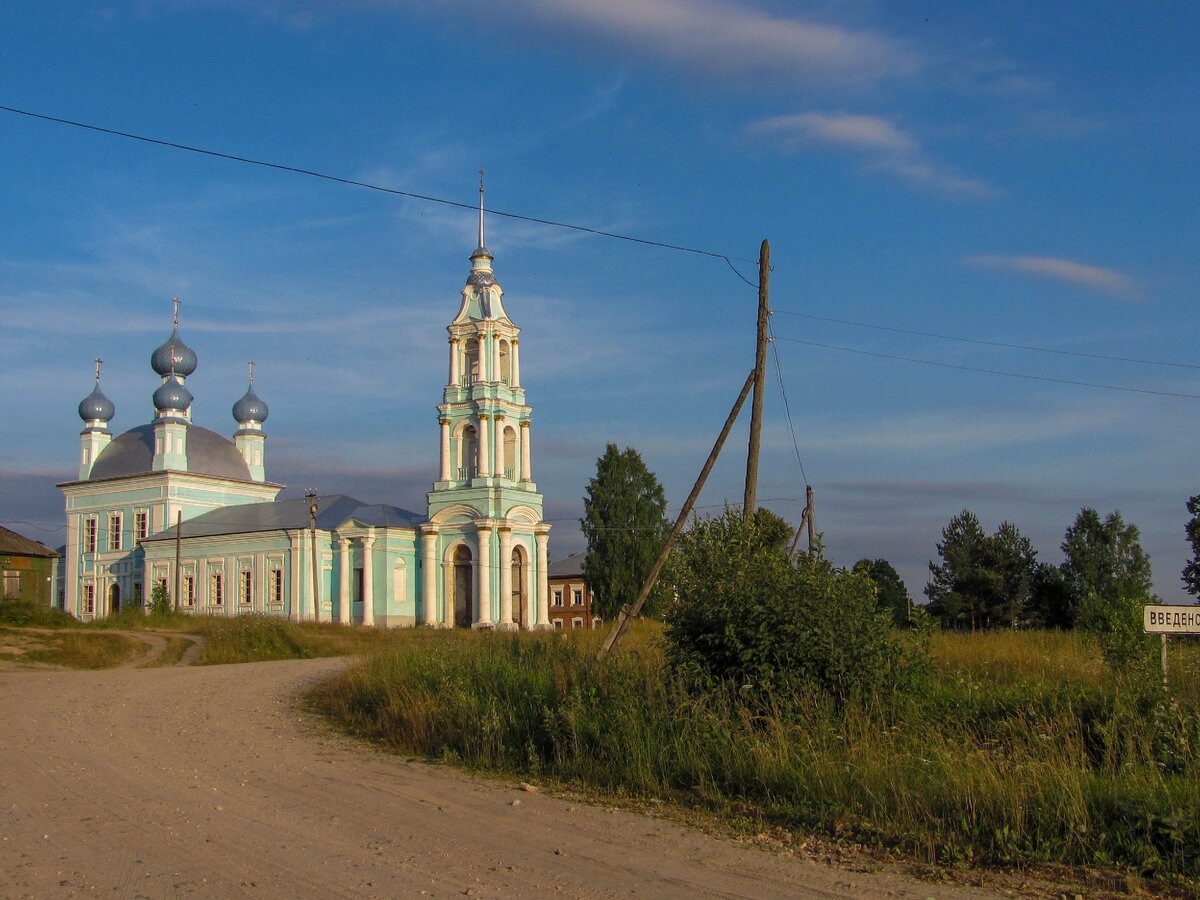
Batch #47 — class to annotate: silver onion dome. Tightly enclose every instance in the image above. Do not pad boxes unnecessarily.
[232,386,268,424]
[150,326,198,378]
[78,384,115,422]
[153,374,193,413]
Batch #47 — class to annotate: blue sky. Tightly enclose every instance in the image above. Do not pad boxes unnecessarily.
[1,1,1197,601]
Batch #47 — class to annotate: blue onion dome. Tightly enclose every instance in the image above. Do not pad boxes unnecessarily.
[150,326,198,378]
[78,384,115,422]
[153,374,193,413]
[232,386,268,424]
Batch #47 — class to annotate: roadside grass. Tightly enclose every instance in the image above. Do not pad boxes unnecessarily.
[0,627,140,669]
[312,623,1200,887]
[0,600,77,629]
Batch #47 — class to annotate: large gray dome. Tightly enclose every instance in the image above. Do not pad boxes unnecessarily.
[88,424,253,481]
[153,375,193,413]
[232,387,268,424]
[78,384,115,422]
[150,326,198,378]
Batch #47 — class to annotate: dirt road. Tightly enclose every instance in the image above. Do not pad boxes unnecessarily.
[0,659,996,899]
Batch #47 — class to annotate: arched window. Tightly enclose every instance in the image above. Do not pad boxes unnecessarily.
[503,426,517,480]
[457,424,478,480]
[453,545,473,628]
[511,546,527,629]
[464,338,480,385]
[498,339,511,383]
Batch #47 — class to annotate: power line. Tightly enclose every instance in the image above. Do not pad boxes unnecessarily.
[773,309,1199,371]
[0,103,756,267]
[773,336,1200,400]
[766,320,809,487]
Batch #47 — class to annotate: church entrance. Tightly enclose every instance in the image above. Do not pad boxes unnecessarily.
[512,547,526,629]
[108,583,120,615]
[453,545,473,628]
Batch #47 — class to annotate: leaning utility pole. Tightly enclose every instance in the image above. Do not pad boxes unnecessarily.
[597,369,757,662]
[307,491,320,623]
[788,484,815,561]
[742,239,770,522]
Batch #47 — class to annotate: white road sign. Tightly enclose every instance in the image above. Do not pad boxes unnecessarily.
[1144,604,1200,634]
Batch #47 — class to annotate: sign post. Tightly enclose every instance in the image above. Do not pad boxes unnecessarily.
[1143,604,1200,688]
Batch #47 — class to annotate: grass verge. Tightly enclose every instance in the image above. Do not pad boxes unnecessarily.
[312,624,1200,890]
[0,627,140,669]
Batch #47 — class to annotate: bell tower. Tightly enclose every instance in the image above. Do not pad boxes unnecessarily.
[423,174,550,630]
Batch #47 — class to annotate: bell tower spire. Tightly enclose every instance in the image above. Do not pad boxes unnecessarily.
[477,169,486,254]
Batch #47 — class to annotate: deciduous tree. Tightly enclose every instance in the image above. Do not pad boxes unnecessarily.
[580,444,670,620]
[852,558,910,626]
[1183,495,1200,597]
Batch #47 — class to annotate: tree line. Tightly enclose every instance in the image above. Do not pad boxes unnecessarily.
[579,443,1200,631]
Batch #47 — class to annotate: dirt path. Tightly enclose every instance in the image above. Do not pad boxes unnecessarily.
[1,628,205,669]
[0,659,1000,899]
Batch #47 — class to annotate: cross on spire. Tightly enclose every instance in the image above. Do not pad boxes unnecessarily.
[93,357,102,383]
[248,360,255,385]
[478,169,486,251]
[172,296,181,326]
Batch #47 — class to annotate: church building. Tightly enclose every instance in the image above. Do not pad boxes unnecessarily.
[56,189,552,628]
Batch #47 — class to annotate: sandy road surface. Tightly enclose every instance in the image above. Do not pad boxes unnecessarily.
[0,659,996,899]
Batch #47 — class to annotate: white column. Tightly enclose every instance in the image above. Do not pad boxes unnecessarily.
[490,333,500,384]
[511,338,521,387]
[479,330,490,382]
[443,559,454,628]
[498,528,513,628]
[422,530,438,626]
[338,537,351,625]
[535,530,550,628]
[520,421,532,482]
[476,525,493,627]
[361,534,375,627]
[478,414,491,477]
[449,337,460,385]
[439,419,451,481]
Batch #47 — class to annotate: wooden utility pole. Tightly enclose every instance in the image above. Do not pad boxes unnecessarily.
[597,369,757,662]
[742,239,770,522]
[173,510,182,612]
[787,484,815,561]
[307,491,320,623]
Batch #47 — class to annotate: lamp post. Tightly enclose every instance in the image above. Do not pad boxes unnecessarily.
[306,490,320,623]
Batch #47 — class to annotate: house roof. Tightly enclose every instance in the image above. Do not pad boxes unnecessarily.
[142,494,425,541]
[548,551,586,579]
[0,525,59,558]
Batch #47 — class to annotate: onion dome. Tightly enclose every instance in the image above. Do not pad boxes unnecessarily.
[233,386,268,424]
[151,326,198,378]
[78,383,115,423]
[153,374,193,413]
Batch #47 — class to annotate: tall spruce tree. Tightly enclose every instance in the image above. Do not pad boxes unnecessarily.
[1061,507,1152,625]
[580,444,670,620]
[926,511,1038,629]
[1183,495,1200,596]
[852,558,910,626]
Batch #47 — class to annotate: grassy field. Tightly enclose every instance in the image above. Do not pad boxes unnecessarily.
[0,626,140,668]
[313,622,1200,888]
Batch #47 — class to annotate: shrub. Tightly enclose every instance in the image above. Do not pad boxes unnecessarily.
[663,507,927,703]
[148,581,172,617]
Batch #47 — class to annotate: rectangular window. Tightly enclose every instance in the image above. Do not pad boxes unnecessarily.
[553,589,564,607]
[84,584,95,614]
[109,513,122,551]
[135,510,149,541]
[553,619,563,629]
[240,570,253,605]
[84,517,98,553]
[3,571,20,599]
[354,568,364,604]
[572,618,583,629]
[211,572,224,606]
[185,575,195,607]
[270,568,284,606]
[572,589,583,607]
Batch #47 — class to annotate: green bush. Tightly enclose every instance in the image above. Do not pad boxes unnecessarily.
[148,582,173,617]
[662,507,927,703]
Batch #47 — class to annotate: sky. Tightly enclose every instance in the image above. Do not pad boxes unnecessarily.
[1,0,1197,602]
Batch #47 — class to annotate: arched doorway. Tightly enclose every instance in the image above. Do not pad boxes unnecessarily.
[511,546,527,629]
[108,582,121,615]
[453,545,473,628]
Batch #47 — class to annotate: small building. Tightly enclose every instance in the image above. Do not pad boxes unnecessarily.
[547,552,595,629]
[0,525,59,605]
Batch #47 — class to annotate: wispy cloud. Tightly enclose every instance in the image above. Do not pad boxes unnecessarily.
[965,254,1142,299]
[746,112,996,199]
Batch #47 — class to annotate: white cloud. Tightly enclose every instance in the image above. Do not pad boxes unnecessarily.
[746,112,996,199]
[965,254,1142,299]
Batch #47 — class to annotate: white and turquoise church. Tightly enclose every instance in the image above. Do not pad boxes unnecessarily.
[57,196,552,629]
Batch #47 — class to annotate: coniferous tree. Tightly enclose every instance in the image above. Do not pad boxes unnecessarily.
[1183,495,1200,597]
[580,444,670,620]
[1061,507,1153,627]
[926,511,1038,629]
[852,558,910,626]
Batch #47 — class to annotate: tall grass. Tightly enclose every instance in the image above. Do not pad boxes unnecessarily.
[314,626,1200,882]
[13,630,140,668]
